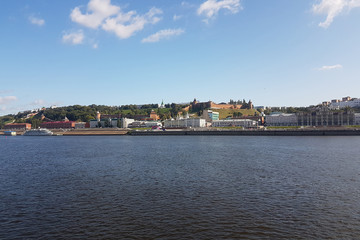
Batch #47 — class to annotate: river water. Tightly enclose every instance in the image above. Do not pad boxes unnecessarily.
[1,136,360,239]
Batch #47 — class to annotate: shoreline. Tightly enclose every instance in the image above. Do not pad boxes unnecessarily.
[2,128,360,136]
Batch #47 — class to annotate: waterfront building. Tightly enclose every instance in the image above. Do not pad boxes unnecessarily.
[164,118,206,128]
[354,113,360,125]
[128,121,162,128]
[4,123,31,130]
[202,110,219,122]
[265,113,297,126]
[233,116,264,125]
[40,121,76,129]
[89,118,119,128]
[121,118,135,128]
[297,110,355,126]
[212,119,257,128]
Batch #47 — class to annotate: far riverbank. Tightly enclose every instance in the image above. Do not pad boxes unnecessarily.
[1,127,360,136]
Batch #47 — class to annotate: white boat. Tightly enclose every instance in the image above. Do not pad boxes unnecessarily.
[4,131,17,136]
[23,128,53,136]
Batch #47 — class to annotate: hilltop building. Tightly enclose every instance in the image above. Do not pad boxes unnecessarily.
[329,97,360,109]
[149,109,160,120]
[191,99,247,110]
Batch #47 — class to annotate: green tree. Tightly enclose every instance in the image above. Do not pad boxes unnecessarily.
[104,118,111,128]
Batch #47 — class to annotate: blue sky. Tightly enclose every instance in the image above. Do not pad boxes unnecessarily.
[1,0,360,115]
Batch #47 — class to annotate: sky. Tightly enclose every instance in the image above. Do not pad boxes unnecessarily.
[1,0,360,115]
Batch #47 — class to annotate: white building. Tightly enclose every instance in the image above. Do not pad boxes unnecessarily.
[330,97,360,109]
[212,119,257,128]
[164,118,206,128]
[121,118,135,128]
[265,113,297,126]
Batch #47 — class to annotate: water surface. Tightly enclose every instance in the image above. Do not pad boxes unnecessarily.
[1,136,360,239]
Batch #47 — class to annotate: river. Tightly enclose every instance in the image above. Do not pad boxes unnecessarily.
[1,136,360,239]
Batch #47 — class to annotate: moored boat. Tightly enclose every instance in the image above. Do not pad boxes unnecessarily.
[23,128,53,136]
[4,131,17,136]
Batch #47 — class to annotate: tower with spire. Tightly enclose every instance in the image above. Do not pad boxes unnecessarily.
[159,100,165,109]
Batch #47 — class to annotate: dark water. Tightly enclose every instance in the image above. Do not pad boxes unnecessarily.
[1,136,360,239]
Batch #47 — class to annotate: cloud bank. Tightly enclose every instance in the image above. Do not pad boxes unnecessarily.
[197,0,242,21]
[29,16,45,26]
[312,0,360,28]
[62,30,84,45]
[142,28,185,43]
[318,64,343,70]
[0,96,17,105]
[70,0,162,39]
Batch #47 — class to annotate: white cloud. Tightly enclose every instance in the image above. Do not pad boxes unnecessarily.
[62,30,84,45]
[0,96,17,105]
[142,28,185,43]
[102,7,162,39]
[70,0,120,29]
[70,0,163,39]
[318,64,343,70]
[173,14,183,21]
[32,99,45,105]
[29,16,45,26]
[312,0,360,28]
[197,0,242,21]
[92,43,98,49]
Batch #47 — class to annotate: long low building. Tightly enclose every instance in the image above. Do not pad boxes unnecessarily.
[128,121,162,128]
[212,119,258,128]
[90,119,119,128]
[164,118,206,128]
[265,113,297,126]
[4,123,31,130]
[40,121,75,129]
[265,110,359,127]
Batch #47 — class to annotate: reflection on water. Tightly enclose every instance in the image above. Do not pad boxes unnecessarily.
[1,136,360,239]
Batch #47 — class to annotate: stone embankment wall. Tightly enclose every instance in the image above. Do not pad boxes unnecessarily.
[130,129,360,136]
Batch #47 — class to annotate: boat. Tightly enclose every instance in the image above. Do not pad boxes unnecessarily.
[23,128,53,136]
[4,131,17,136]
